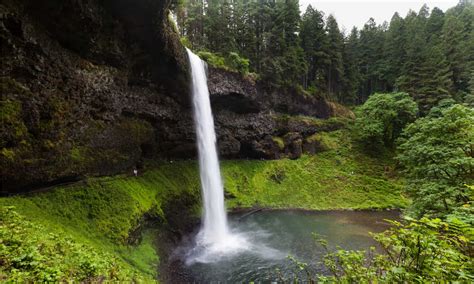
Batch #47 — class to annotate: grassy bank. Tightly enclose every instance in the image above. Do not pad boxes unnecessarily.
[0,164,201,282]
[0,129,407,281]
[222,129,408,210]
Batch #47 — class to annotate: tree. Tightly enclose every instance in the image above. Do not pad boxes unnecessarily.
[358,18,387,101]
[260,0,306,85]
[308,218,473,282]
[395,7,453,114]
[442,8,473,100]
[183,0,207,50]
[426,7,445,44]
[397,104,474,217]
[354,92,418,149]
[341,27,362,104]
[383,12,406,89]
[325,14,345,100]
[204,0,236,54]
[300,5,329,92]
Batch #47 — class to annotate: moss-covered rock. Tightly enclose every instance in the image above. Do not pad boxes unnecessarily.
[305,132,338,152]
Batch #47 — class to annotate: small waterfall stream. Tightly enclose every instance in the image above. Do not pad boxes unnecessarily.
[186,48,247,263]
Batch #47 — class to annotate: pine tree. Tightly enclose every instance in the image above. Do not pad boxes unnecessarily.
[358,18,387,101]
[184,0,207,50]
[325,14,345,100]
[205,0,236,54]
[341,27,362,104]
[384,12,406,89]
[442,8,473,99]
[426,7,445,44]
[397,45,453,113]
[261,0,306,85]
[300,5,329,92]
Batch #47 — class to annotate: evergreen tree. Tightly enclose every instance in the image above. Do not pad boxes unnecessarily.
[358,18,387,101]
[341,27,362,104]
[442,8,473,100]
[261,0,306,85]
[397,45,453,114]
[177,0,471,107]
[184,0,207,50]
[300,5,329,92]
[426,7,445,44]
[325,14,345,100]
[232,0,257,69]
[384,12,406,89]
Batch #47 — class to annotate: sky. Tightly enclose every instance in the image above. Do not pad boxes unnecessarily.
[299,0,459,33]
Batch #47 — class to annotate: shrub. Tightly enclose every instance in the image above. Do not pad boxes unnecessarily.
[197,51,226,69]
[0,207,147,282]
[354,92,418,149]
[397,104,474,217]
[197,51,250,75]
[226,52,250,75]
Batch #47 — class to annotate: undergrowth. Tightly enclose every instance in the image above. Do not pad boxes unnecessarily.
[0,164,201,282]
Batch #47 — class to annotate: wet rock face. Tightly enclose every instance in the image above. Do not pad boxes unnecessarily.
[1,0,337,193]
[208,68,336,160]
[1,0,190,192]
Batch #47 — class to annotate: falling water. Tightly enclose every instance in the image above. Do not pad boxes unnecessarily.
[184,48,275,264]
[187,48,229,244]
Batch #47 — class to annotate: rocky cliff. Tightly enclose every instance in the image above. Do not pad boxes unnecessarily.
[1,0,343,193]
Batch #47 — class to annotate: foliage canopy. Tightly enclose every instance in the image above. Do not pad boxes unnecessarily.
[354,92,418,148]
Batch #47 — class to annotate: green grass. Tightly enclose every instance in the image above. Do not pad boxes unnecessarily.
[0,162,201,282]
[0,128,408,281]
[222,129,408,210]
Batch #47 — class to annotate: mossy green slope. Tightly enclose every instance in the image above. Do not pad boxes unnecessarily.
[0,163,201,282]
[223,130,408,210]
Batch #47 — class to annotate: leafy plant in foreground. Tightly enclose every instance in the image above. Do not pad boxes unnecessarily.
[0,206,150,282]
[285,217,473,282]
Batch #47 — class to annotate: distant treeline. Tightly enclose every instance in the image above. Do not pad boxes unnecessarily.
[174,0,473,111]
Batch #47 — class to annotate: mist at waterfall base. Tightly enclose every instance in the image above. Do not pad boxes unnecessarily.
[172,210,399,282]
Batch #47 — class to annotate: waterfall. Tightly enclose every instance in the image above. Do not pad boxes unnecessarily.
[187,48,230,245]
[184,48,266,264]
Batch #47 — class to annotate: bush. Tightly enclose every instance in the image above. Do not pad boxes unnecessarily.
[354,92,418,149]
[197,51,226,69]
[197,51,250,75]
[226,52,250,75]
[397,104,474,217]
